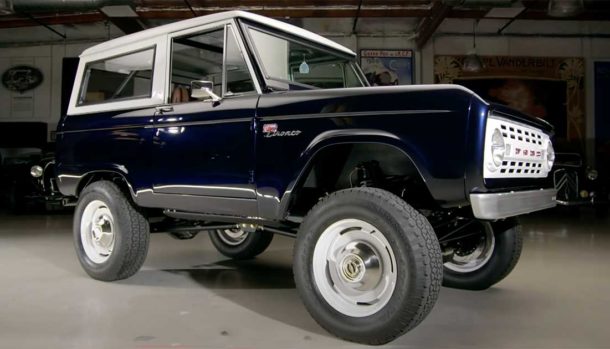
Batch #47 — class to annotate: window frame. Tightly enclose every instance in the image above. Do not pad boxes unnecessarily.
[240,20,367,91]
[165,19,261,104]
[68,35,166,116]
[77,46,157,107]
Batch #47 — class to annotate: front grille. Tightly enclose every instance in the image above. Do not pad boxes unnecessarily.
[483,114,551,179]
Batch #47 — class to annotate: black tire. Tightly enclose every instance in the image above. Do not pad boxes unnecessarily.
[209,229,273,260]
[73,180,149,281]
[293,187,442,345]
[442,219,522,290]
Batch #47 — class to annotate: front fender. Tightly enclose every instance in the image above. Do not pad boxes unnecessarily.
[267,129,465,220]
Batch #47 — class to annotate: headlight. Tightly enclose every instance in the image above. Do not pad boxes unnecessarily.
[587,169,598,181]
[490,128,505,169]
[30,165,43,178]
[545,141,555,170]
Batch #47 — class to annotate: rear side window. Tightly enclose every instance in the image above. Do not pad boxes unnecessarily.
[78,47,155,105]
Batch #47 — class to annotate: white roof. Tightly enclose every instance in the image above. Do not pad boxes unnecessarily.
[81,10,355,57]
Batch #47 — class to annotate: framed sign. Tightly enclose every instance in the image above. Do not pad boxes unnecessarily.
[360,50,414,86]
[2,65,43,93]
[434,55,585,145]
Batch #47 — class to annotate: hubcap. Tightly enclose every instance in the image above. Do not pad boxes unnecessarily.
[216,228,249,246]
[443,221,495,273]
[80,200,115,264]
[312,219,398,318]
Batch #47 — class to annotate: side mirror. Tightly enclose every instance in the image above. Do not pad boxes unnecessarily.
[190,80,222,102]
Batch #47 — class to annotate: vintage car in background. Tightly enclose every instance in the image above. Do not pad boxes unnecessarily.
[0,148,67,212]
[55,11,558,345]
[553,152,608,216]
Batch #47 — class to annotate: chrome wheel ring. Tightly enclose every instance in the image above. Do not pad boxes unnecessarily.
[80,200,115,264]
[216,228,249,246]
[444,222,495,273]
[312,219,398,318]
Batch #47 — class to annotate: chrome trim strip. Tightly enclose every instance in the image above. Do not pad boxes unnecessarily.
[258,109,451,122]
[146,117,251,129]
[57,117,252,135]
[470,188,557,220]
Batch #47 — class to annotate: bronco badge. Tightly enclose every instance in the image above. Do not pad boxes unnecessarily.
[262,123,301,138]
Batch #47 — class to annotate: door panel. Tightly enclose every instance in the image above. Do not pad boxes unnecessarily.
[151,96,258,199]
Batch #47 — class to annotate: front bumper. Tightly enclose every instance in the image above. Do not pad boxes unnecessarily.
[470,188,557,219]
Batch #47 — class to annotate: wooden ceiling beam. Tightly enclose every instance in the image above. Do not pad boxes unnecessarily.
[0,13,105,29]
[415,0,452,49]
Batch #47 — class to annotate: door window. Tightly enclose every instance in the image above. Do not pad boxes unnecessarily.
[169,25,255,103]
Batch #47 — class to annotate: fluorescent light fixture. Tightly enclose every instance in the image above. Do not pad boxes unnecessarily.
[100,5,138,18]
[485,7,525,18]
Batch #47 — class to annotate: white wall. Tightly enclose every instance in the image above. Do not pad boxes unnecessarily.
[0,42,94,140]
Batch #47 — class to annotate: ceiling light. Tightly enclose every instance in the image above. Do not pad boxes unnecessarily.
[100,5,138,18]
[463,19,484,73]
[463,53,485,73]
[547,0,584,18]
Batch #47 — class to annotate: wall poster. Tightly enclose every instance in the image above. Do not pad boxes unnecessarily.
[434,55,585,150]
[360,50,414,86]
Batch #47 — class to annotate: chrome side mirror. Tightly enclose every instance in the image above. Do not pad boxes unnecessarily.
[190,80,222,102]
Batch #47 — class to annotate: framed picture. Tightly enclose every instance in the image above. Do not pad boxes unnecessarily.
[360,49,414,86]
[434,55,585,146]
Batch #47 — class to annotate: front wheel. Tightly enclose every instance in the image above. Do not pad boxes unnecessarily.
[442,219,522,290]
[293,188,442,345]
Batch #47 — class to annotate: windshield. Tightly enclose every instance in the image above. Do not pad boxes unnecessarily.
[247,28,365,90]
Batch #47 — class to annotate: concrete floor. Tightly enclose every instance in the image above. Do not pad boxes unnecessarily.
[1,210,609,349]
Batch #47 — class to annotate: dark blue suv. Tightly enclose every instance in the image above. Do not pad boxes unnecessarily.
[56,10,557,345]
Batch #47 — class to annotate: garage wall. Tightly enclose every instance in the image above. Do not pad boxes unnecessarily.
[0,42,94,140]
[1,17,609,148]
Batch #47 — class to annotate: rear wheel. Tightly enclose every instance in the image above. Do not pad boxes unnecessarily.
[442,219,522,290]
[209,228,273,260]
[73,181,149,281]
[293,188,442,345]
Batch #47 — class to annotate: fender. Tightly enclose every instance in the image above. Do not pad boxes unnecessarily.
[56,164,136,199]
[262,128,464,221]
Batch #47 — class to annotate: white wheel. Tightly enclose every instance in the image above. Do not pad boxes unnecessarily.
[312,218,397,317]
[80,200,115,264]
[73,181,149,281]
[294,188,442,345]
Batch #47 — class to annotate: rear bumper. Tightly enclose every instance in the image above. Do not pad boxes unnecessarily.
[470,188,557,220]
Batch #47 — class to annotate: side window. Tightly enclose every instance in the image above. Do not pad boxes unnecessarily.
[225,26,255,95]
[79,47,154,105]
[169,25,255,104]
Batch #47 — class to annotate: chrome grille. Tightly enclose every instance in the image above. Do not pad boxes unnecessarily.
[484,114,551,179]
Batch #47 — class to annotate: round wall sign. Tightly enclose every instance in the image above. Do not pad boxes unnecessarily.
[2,65,44,93]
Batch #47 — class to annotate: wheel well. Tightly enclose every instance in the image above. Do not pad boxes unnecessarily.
[76,171,133,199]
[288,143,437,217]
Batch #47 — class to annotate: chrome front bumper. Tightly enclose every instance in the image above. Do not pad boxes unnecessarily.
[470,188,557,220]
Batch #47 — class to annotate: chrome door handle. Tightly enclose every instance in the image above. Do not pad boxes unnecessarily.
[155,105,174,114]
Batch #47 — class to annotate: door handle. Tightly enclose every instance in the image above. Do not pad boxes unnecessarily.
[155,105,174,114]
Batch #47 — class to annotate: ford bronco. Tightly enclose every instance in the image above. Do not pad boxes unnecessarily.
[56,11,557,345]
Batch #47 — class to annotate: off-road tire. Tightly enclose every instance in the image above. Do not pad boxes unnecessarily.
[73,180,149,281]
[443,219,522,290]
[293,187,442,345]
